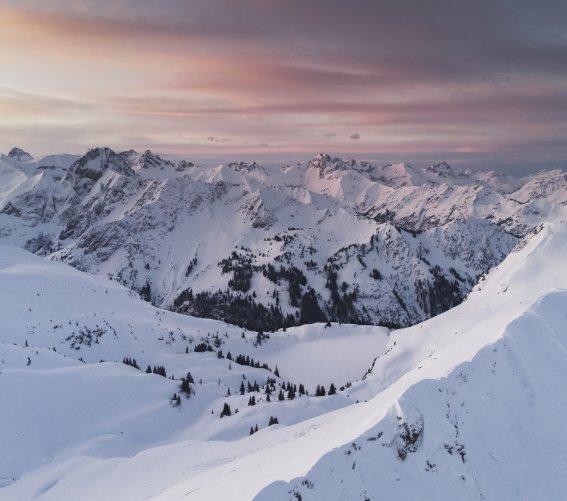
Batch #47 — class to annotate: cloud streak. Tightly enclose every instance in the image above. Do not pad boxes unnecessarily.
[0,0,565,170]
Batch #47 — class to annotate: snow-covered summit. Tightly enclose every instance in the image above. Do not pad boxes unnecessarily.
[7,147,33,161]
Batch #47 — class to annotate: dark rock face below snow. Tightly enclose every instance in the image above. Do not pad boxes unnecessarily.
[8,147,33,161]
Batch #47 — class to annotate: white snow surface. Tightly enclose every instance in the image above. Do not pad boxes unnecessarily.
[1,221,567,499]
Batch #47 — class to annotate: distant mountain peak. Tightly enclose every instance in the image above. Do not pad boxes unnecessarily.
[69,147,135,183]
[308,153,356,177]
[426,161,452,172]
[139,150,175,170]
[226,161,261,173]
[8,147,33,161]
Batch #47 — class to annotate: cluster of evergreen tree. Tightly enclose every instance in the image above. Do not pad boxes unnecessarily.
[220,402,232,418]
[264,377,277,402]
[171,393,181,406]
[315,383,336,396]
[194,342,213,353]
[415,265,462,317]
[185,257,197,277]
[240,380,261,395]
[247,395,256,406]
[249,424,259,435]
[219,251,254,292]
[324,267,362,324]
[146,365,167,377]
[254,331,270,346]
[233,354,271,371]
[274,380,308,401]
[261,264,307,307]
[299,288,327,324]
[268,416,279,426]
[179,371,195,397]
[173,287,294,331]
[122,357,140,369]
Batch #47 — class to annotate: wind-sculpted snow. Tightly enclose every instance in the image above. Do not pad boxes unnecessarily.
[258,289,567,501]
[0,147,564,331]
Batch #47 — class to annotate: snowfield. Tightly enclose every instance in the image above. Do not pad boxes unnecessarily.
[1,147,566,500]
[1,221,566,500]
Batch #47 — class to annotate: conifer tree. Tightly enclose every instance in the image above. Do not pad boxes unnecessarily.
[220,402,232,418]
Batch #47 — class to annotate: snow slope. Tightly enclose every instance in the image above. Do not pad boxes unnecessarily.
[2,221,567,500]
[0,245,388,494]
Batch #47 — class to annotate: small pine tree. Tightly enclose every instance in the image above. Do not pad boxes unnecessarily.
[287,386,295,400]
[220,402,232,418]
[278,390,285,401]
[171,393,181,406]
[274,365,280,377]
[146,365,152,374]
[240,381,245,395]
[329,383,336,395]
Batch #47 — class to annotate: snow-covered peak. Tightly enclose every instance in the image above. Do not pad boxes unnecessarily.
[67,147,135,182]
[7,147,33,162]
[139,150,175,170]
[307,153,357,177]
[425,161,452,174]
[370,162,430,188]
[226,161,262,173]
[510,169,567,203]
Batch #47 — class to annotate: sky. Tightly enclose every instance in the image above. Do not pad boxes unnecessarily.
[0,0,566,172]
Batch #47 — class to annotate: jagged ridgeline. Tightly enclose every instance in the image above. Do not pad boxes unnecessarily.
[2,147,564,329]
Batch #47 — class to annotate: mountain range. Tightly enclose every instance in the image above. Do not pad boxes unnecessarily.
[2,147,565,330]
